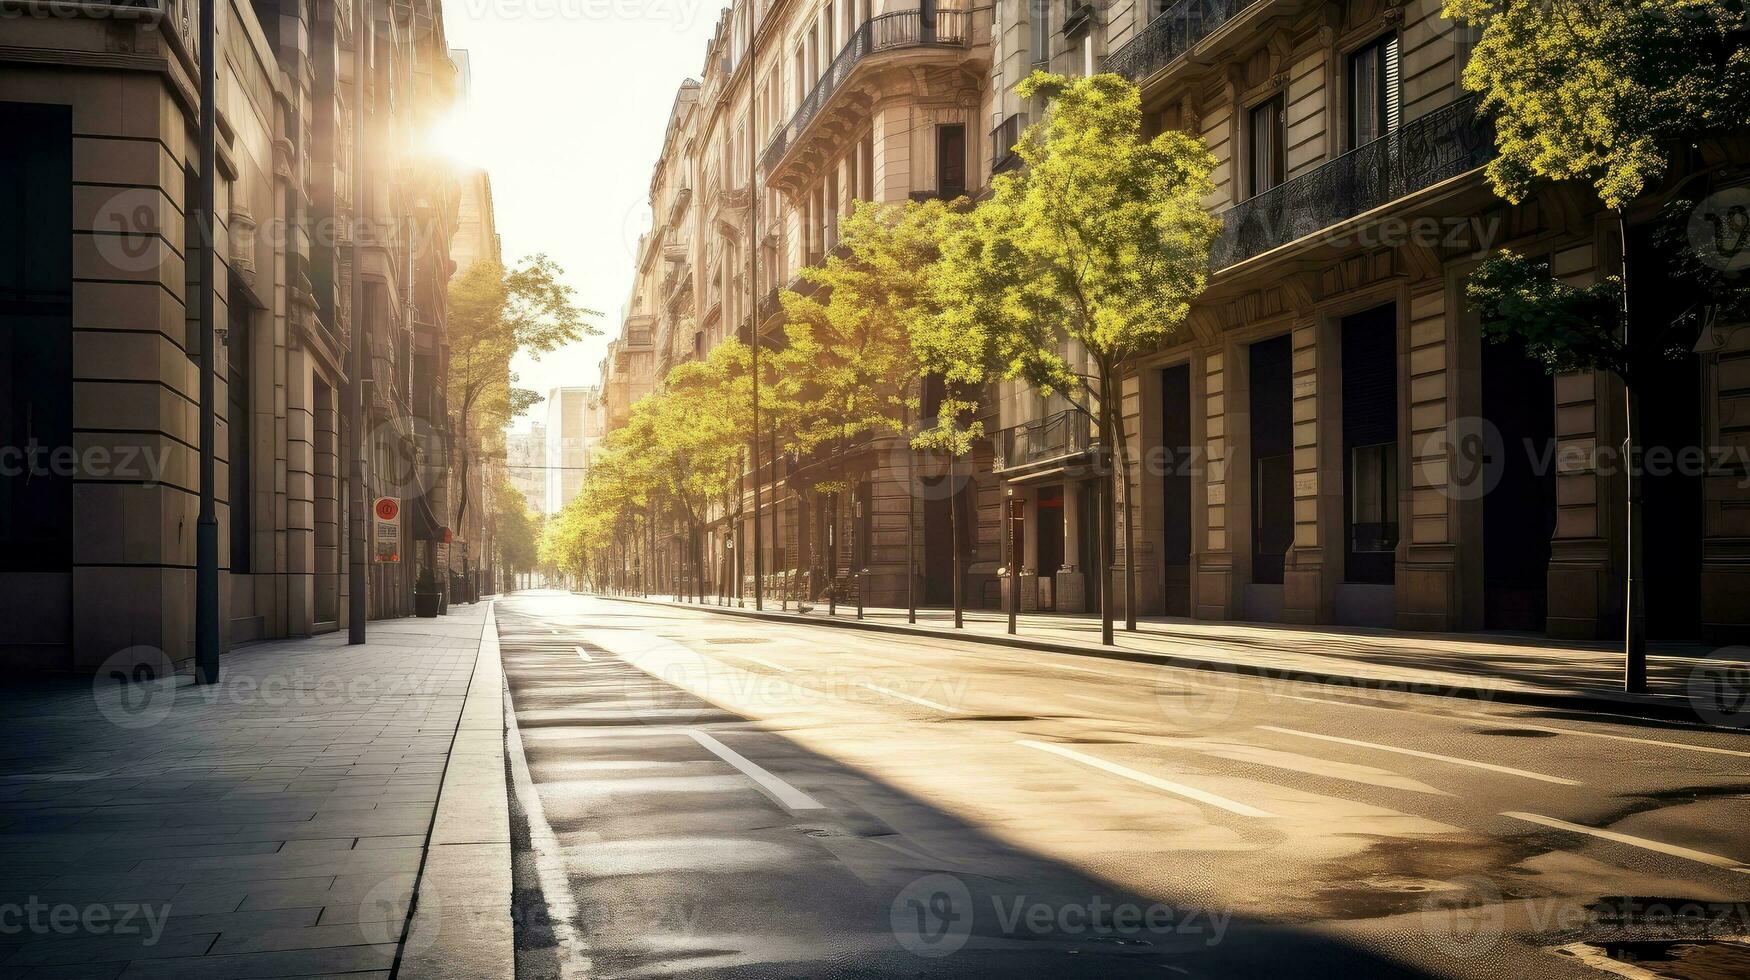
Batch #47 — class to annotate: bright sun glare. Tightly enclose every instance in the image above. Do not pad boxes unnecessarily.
[424,109,485,170]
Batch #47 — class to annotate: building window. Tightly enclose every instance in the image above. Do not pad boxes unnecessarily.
[227,278,252,573]
[937,124,966,199]
[0,102,73,573]
[1348,33,1400,149]
[1350,443,1398,555]
[1030,0,1050,64]
[1248,96,1284,197]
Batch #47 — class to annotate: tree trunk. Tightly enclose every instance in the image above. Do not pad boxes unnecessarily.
[951,452,963,629]
[1098,378,1116,646]
[1108,368,1138,631]
[905,409,917,624]
[1620,210,1647,693]
[454,402,472,540]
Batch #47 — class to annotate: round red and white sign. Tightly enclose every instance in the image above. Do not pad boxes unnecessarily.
[374,497,400,522]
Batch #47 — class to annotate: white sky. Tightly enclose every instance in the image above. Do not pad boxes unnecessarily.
[442,0,728,432]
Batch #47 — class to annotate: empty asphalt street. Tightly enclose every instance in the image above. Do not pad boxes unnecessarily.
[493,591,1750,980]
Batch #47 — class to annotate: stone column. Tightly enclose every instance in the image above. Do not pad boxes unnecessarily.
[1284,318,1332,624]
[1057,480,1086,613]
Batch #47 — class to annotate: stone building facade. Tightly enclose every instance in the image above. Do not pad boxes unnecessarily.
[605,0,1745,642]
[0,0,478,671]
[611,0,1010,609]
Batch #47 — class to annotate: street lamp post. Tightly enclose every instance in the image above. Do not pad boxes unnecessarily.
[746,4,765,613]
[194,0,219,683]
[1007,489,1018,636]
[347,0,369,644]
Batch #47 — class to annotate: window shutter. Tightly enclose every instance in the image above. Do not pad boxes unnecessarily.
[1384,35,1400,133]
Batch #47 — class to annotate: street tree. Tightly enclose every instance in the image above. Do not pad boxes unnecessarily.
[777,204,952,612]
[932,71,1218,644]
[777,199,948,618]
[1445,0,1750,689]
[446,254,595,587]
[492,478,540,585]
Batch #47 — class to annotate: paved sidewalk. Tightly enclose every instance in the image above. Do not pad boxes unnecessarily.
[610,594,1749,726]
[0,602,510,979]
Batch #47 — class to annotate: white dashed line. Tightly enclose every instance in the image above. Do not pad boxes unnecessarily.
[742,656,795,674]
[1257,726,1582,786]
[574,646,593,663]
[1493,724,1750,760]
[687,730,825,812]
[1503,811,1750,874]
[1017,740,1277,818]
[859,683,955,713]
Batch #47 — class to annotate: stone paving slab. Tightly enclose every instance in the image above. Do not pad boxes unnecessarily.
[0,601,509,979]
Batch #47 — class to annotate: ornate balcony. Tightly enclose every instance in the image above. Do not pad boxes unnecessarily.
[760,8,974,178]
[1210,96,1494,270]
[1103,0,1257,86]
[993,409,1092,473]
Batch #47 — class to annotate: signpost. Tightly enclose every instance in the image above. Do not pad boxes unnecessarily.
[372,497,400,563]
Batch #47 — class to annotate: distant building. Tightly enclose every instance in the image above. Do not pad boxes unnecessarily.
[505,425,548,516]
[446,48,504,597]
[545,387,600,514]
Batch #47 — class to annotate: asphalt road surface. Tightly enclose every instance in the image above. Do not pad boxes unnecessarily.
[495,590,1750,980]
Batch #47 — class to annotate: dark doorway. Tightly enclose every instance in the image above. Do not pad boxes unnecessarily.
[936,124,966,199]
[1161,363,1192,614]
[1482,338,1557,631]
[1631,226,1703,641]
[0,102,74,574]
[922,469,973,606]
[1078,477,1102,610]
[1250,335,1294,585]
[1037,485,1065,580]
[1342,304,1399,584]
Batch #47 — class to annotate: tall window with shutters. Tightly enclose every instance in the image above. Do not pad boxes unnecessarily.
[1247,96,1284,198]
[1348,33,1400,149]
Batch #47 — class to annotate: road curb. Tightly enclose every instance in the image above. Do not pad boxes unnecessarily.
[400,601,514,980]
[595,593,1718,728]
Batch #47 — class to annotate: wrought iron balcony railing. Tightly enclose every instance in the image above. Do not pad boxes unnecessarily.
[1103,0,1256,85]
[1210,95,1493,270]
[994,409,1091,471]
[760,8,971,175]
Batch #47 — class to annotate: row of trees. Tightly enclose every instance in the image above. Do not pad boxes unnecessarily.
[541,72,1221,642]
[549,0,1745,689]
[443,253,594,596]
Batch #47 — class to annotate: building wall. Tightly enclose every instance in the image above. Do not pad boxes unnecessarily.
[0,0,468,671]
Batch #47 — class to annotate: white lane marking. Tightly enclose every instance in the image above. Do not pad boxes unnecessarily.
[504,679,594,977]
[859,682,955,713]
[1257,725,1582,786]
[742,656,795,674]
[686,730,825,812]
[1023,651,1750,752]
[1016,739,1277,818]
[574,646,593,663]
[1494,724,1750,760]
[1503,811,1750,874]
[1030,659,1114,677]
[550,628,561,634]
